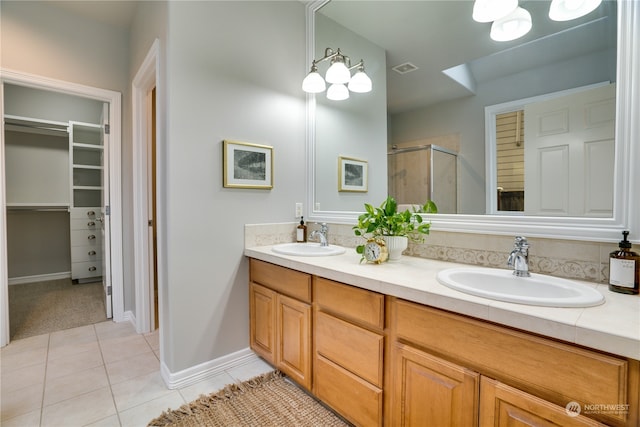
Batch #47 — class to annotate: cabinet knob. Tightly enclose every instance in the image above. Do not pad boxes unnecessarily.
[88,235,96,240]
[87,211,95,217]
[88,266,97,272]
[88,250,97,256]
[88,221,96,227]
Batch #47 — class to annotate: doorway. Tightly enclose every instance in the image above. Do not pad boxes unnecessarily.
[0,69,124,347]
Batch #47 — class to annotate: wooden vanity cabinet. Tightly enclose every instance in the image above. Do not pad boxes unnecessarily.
[249,259,312,390]
[313,277,385,427]
[389,297,639,427]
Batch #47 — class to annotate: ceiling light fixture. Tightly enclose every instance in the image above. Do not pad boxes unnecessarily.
[302,47,372,100]
[490,6,532,41]
[472,0,518,23]
[549,0,602,21]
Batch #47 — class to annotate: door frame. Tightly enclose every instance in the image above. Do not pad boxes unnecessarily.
[0,68,124,346]
[132,39,160,334]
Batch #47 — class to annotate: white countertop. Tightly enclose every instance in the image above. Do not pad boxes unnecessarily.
[245,245,640,360]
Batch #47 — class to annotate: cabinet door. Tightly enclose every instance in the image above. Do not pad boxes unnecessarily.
[391,343,479,427]
[277,293,312,390]
[480,377,606,427]
[249,282,276,364]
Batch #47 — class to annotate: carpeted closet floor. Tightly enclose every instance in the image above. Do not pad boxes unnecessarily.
[8,279,107,340]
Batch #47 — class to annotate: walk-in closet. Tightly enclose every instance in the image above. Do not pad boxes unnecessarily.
[3,84,108,340]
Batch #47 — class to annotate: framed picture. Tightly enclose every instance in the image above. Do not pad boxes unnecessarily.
[338,156,368,192]
[223,140,273,189]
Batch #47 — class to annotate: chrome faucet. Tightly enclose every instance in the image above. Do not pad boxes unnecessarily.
[507,236,530,277]
[309,223,329,246]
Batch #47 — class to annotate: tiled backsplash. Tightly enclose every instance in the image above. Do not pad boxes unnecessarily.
[245,222,619,284]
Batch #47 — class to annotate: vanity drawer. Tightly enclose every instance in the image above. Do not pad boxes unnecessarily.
[250,259,311,303]
[314,277,384,330]
[315,310,384,387]
[72,261,102,279]
[392,298,630,425]
[314,355,382,427]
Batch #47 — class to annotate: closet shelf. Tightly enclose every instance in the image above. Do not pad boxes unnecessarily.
[72,142,103,150]
[73,164,103,170]
[73,186,103,191]
[7,203,69,211]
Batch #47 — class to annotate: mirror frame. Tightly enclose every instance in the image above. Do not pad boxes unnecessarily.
[305,0,639,242]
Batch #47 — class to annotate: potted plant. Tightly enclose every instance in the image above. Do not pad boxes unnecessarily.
[353,196,437,261]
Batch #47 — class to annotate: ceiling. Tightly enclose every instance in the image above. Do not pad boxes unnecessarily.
[319,0,617,114]
[42,1,616,114]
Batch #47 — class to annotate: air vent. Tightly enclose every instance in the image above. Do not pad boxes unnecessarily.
[392,62,419,75]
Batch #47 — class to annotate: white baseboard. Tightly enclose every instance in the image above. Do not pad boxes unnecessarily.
[160,347,259,389]
[122,310,135,326]
[8,271,71,285]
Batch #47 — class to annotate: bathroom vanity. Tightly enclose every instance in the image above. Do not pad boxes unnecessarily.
[245,246,639,427]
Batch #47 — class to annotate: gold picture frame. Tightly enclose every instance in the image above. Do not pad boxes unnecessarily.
[223,140,273,189]
[338,156,368,192]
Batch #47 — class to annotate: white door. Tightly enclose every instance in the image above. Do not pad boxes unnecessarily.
[524,84,615,217]
[100,104,112,318]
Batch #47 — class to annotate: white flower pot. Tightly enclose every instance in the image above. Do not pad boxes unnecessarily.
[383,235,408,261]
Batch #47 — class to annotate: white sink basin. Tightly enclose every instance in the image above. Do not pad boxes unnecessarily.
[436,267,604,307]
[272,243,346,257]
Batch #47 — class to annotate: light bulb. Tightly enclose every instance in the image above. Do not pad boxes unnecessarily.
[325,59,351,84]
[472,0,518,23]
[549,0,602,21]
[490,7,532,42]
[302,71,326,93]
[348,71,372,93]
[326,84,349,101]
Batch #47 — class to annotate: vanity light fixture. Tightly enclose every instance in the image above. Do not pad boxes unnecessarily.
[549,0,602,21]
[302,47,372,100]
[472,0,518,22]
[490,6,533,41]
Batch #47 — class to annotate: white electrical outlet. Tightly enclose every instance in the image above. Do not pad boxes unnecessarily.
[295,202,303,218]
[315,202,321,210]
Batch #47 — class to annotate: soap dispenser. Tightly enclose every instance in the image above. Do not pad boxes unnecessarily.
[609,231,639,295]
[296,216,307,243]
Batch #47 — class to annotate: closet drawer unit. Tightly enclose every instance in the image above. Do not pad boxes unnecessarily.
[70,207,101,220]
[70,230,102,248]
[72,261,102,279]
[70,218,100,231]
[71,246,101,263]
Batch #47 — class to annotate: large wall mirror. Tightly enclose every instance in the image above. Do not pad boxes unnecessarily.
[305,0,639,242]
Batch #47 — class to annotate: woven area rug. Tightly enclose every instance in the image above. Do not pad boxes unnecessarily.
[148,371,350,427]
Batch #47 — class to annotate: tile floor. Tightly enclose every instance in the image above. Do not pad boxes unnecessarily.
[1,320,273,426]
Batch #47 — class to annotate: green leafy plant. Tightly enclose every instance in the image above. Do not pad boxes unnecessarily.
[353,196,437,256]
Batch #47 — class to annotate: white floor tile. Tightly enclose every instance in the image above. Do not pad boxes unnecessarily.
[119,391,185,427]
[0,345,48,373]
[105,350,160,385]
[45,346,103,380]
[0,409,41,427]
[1,362,46,393]
[41,387,117,427]
[143,330,160,351]
[95,320,137,341]
[225,357,274,383]
[0,333,49,357]
[178,371,237,402]
[110,371,172,412]
[0,382,44,422]
[84,414,121,427]
[43,365,110,407]
[99,334,153,364]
